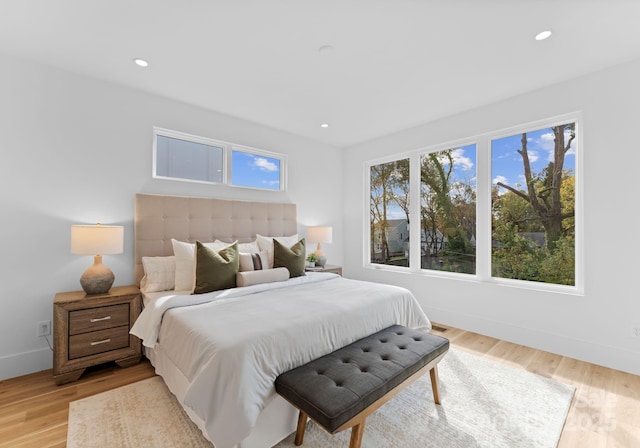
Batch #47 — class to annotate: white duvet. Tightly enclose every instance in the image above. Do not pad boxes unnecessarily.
[131,273,431,448]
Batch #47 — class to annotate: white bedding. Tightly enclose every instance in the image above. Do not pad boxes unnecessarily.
[131,273,431,448]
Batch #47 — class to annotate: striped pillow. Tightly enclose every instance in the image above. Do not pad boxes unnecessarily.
[239,250,269,272]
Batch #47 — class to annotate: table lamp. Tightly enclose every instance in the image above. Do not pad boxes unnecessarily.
[71,224,124,295]
[307,226,332,267]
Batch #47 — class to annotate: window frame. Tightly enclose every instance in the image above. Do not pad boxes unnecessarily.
[486,115,583,294]
[364,112,583,295]
[364,151,414,274]
[418,142,478,276]
[152,127,287,192]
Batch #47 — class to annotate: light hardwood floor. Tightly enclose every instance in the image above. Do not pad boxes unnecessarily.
[1,324,638,448]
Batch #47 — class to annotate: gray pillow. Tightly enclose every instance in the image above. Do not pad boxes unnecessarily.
[193,241,239,294]
[274,238,306,278]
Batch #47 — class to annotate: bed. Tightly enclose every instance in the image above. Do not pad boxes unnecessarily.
[131,193,431,448]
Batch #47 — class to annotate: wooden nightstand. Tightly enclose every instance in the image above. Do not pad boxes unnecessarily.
[305,264,342,276]
[53,285,142,385]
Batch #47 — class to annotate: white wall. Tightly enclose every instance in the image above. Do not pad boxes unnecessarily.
[0,54,343,380]
[342,58,640,376]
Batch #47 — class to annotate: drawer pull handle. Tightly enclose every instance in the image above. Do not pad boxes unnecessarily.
[90,339,111,346]
[90,316,111,323]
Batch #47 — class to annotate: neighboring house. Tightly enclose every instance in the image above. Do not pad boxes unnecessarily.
[372,219,449,260]
[420,226,447,255]
[518,232,546,247]
[386,219,409,256]
[492,232,546,250]
[371,219,408,260]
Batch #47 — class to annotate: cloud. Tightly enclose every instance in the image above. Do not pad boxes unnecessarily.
[251,157,278,172]
[434,147,474,171]
[451,147,474,171]
[493,175,508,185]
[534,129,577,162]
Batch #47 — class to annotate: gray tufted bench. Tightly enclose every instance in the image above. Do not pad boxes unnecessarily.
[275,325,449,448]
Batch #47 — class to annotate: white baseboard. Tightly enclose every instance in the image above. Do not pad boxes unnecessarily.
[427,307,640,377]
[0,347,53,380]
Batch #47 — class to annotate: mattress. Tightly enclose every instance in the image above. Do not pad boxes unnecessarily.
[132,273,431,448]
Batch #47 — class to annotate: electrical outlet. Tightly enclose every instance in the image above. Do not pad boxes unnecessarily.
[37,320,51,337]
[632,325,640,339]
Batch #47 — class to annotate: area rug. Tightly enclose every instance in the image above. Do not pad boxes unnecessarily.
[67,348,575,448]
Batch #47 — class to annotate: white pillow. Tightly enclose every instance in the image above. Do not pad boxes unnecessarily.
[216,239,259,254]
[239,250,269,272]
[236,267,290,287]
[171,239,226,291]
[140,256,176,293]
[256,234,299,268]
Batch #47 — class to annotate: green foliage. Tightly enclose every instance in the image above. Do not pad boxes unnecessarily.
[493,190,544,233]
[538,236,575,285]
[491,224,575,286]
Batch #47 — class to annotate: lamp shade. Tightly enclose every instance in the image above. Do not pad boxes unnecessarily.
[307,226,333,244]
[71,225,124,255]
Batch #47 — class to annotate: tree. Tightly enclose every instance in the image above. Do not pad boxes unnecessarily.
[421,150,475,257]
[391,159,410,222]
[495,124,575,250]
[370,162,394,261]
[370,159,409,262]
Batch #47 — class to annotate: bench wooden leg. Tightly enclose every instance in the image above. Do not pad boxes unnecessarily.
[349,421,366,448]
[430,365,441,404]
[294,411,308,446]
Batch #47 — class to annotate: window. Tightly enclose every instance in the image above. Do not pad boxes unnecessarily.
[420,144,476,274]
[365,115,581,293]
[153,127,286,191]
[154,130,223,184]
[491,123,576,286]
[370,158,410,267]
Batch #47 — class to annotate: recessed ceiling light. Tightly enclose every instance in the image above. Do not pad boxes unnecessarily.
[133,58,149,67]
[535,30,552,41]
[320,123,329,128]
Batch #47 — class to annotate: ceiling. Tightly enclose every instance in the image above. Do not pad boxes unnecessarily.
[2,0,640,148]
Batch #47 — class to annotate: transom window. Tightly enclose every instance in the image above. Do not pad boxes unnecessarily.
[231,147,283,190]
[153,127,286,191]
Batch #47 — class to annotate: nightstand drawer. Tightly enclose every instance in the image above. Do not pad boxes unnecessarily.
[68,326,130,359]
[69,304,129,335]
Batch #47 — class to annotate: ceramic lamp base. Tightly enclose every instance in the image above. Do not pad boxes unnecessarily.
[80,255,114,295]
[316,256,327,268]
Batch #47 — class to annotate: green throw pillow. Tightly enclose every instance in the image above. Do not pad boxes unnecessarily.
[193,241,239,294]
[274,238,306,278]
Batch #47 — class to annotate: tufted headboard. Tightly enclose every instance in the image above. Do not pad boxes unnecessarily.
[134,193,297,286]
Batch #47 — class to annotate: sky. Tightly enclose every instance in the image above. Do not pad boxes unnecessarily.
[492,124,576,192]
[231,150,281,190]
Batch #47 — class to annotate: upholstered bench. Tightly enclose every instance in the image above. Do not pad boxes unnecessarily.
[275,325,449,448]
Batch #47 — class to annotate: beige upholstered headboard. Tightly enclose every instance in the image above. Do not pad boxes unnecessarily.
[134,193,297,286]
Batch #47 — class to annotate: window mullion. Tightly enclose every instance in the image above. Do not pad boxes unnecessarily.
[409,153,422,272]
[475,135,491,280]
